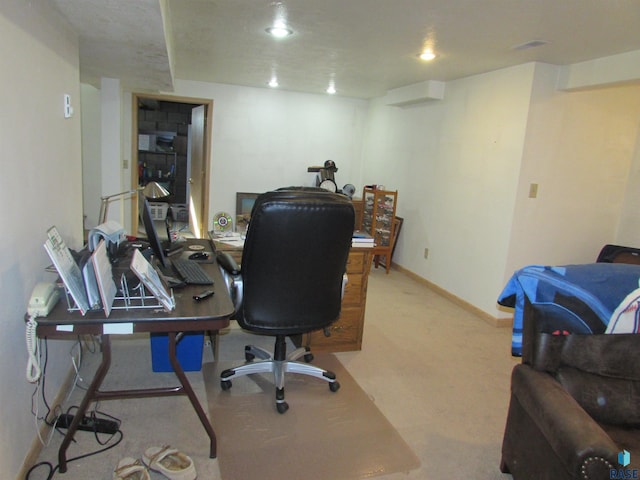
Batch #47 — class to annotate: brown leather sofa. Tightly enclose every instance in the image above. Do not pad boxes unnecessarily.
[500,299,640,479]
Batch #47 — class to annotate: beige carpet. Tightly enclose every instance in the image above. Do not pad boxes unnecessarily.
[203,354,421,480]
[28,268,517,479]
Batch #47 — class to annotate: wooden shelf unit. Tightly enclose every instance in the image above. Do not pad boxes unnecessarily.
[361,187,398,273]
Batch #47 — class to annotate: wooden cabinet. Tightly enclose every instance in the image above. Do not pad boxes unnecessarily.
[214,238,372,353]
[304,247,372,352]
[362,188,398,273]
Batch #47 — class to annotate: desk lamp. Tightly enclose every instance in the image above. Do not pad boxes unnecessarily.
[141,181,170,201]
[98,189,138,224]
[141,182,177,248]
[99,182,170,224]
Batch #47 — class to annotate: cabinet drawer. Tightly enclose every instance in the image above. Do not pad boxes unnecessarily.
[346,251,366,274]
[343,275,363,305]
[307,307,363,352]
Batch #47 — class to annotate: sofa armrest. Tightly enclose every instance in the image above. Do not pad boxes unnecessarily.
[511,364,618,476]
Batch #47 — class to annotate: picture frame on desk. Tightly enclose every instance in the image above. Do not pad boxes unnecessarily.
[236,192,260,235]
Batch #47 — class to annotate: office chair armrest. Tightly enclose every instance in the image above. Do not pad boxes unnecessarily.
[216,251,243,312]
[216,251,240,275]
[342,273,348,299]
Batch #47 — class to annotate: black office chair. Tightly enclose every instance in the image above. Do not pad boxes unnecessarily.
[217,188,355,413]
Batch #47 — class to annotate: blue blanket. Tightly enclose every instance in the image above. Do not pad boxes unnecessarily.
[498,263,640,356]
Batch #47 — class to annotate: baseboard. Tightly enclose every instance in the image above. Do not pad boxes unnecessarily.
[18,355,84,478]
[392,263,513,328]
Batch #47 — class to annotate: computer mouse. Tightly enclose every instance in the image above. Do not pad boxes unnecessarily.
[189,252,209,260]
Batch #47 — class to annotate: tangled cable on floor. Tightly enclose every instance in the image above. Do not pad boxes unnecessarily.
[25,428,123,480]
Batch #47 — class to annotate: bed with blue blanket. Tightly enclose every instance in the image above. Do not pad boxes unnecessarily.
[498,263,640,356]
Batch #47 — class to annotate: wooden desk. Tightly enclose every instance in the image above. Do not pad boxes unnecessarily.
[213,238,372,352]
[304,246,373,352]
[35,240,234,472]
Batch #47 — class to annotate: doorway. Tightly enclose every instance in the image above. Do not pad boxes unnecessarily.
[131,93,213,238]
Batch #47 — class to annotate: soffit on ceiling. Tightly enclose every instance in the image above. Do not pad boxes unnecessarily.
[51,0,640,99]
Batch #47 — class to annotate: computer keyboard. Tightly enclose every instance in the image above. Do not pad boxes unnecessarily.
[171,258,214,285]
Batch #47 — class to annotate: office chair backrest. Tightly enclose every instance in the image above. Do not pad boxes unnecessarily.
[239,188,355,335]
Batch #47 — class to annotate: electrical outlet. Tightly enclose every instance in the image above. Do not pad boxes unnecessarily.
[424,248,429,259]
[123,159,129,169]
[63,94,73,118]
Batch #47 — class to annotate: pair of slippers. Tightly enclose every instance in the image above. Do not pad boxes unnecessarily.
[113,445,197,480]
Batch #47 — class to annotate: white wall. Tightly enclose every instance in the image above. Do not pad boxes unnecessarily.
[81,83,102,228]
[506,65,640,278]
[362,64,535,315]
[0,2,82,477]
[168,80,369,229]
[361,62,640,317]
[82,59,640,322]
[118,68,639,319]
[616,108,640,246]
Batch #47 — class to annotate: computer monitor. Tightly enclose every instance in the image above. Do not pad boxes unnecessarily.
[138,195,169,268]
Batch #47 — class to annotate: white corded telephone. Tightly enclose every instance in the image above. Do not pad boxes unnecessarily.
[27,282,60,317]
[26,282,60,382]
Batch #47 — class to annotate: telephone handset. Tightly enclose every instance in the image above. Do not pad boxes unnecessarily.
[26,282,60,383]
[27,282,60,317]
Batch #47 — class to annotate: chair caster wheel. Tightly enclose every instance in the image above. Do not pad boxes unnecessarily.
[277,402,289,414]
[304,353,314,363]
[329,381,340,392]
[221,380,232,390]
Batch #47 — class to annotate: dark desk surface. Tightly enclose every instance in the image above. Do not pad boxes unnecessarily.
[36,238,234,336]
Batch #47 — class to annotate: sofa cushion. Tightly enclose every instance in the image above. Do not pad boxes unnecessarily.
[560,334,640,380]
[557,366,640,426]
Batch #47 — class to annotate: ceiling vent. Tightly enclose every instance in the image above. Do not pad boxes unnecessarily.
[512,40,549,51]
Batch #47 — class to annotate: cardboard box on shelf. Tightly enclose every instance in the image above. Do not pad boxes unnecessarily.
[138,134,156,151]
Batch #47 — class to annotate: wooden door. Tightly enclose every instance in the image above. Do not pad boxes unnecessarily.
[131,93,212,238]
[189,104,206,238]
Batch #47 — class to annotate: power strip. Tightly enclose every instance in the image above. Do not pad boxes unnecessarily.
[56,413,120,434]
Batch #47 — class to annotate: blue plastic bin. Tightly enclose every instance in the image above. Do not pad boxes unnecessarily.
[150,332,204,372]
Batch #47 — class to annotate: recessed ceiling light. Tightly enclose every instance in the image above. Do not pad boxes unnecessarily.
[419,50,436,61]
[268,3,293,38]
[266,25,293,38]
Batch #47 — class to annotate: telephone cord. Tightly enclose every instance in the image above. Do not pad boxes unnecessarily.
[26,315,41,383]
